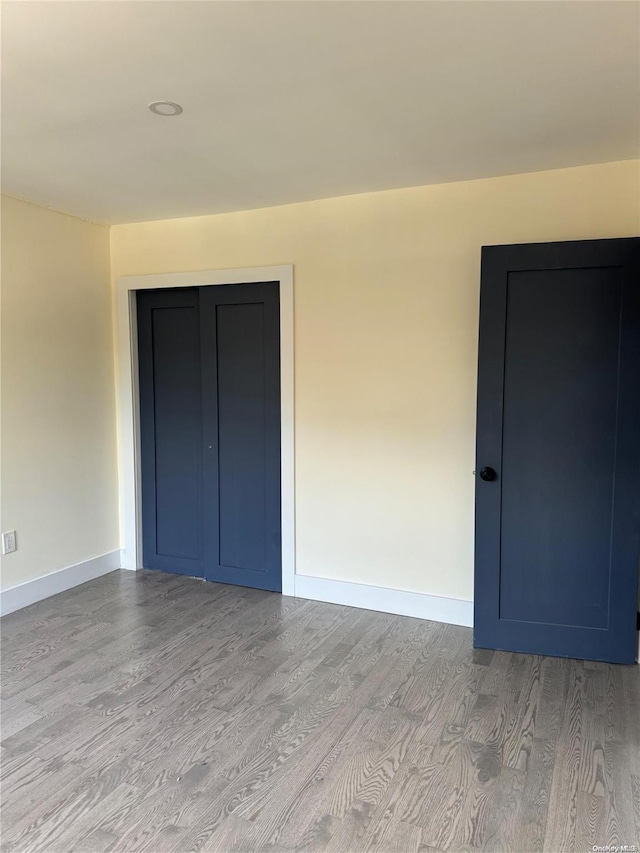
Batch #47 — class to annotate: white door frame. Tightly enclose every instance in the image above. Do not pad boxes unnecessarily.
[115,265,295,596]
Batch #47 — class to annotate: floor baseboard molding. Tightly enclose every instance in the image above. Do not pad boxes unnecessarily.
[0,550,122,617]
[294,574,473,628]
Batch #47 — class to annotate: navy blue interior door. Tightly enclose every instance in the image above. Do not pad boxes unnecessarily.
[474,238,640,664]
[137,283,282,592]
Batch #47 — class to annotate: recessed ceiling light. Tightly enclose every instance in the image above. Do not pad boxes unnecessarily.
[148,101,183,117]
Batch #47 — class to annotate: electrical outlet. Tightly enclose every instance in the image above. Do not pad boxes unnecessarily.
[2,530,17,555]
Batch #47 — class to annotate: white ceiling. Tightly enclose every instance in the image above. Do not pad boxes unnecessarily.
[2,1,639,225]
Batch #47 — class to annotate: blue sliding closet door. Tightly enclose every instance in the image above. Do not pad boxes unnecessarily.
[138,288,204,578]
[137,283,281,592]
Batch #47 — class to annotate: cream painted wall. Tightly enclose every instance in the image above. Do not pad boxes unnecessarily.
[111,160,639,603]
[1,195,119,590]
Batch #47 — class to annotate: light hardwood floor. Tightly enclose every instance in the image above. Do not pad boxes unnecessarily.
[1,570,639,853]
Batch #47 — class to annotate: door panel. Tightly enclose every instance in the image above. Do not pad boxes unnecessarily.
[500,268,621,629]
[217,303,267,571]
[137,282,282,592]
[474,238,640,663]
[137,289,204,577]
[200,283,281,591]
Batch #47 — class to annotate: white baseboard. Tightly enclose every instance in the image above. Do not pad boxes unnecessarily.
[294,574,473,628]
[0,550,122,617]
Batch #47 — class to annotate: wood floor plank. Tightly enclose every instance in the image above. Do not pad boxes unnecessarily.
[228,690,379,847]
[500,654,544,772]
[631,774,640,844]
[575,792,606,853]
[235,666,427,848]
[599,737,638,849]
[542,659,594,852]
[72,827,119,853]
[324,708,416,821]
[0,697,45,740]
[420,653,485,765]
[189,815,289,853]
[463,692,499,743]
[398,740,503,850]
[1,760,143,851]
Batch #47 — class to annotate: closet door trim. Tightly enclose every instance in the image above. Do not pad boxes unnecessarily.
[116,265,295,596]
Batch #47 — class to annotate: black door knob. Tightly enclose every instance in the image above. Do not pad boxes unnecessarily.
[479,466,497,482]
